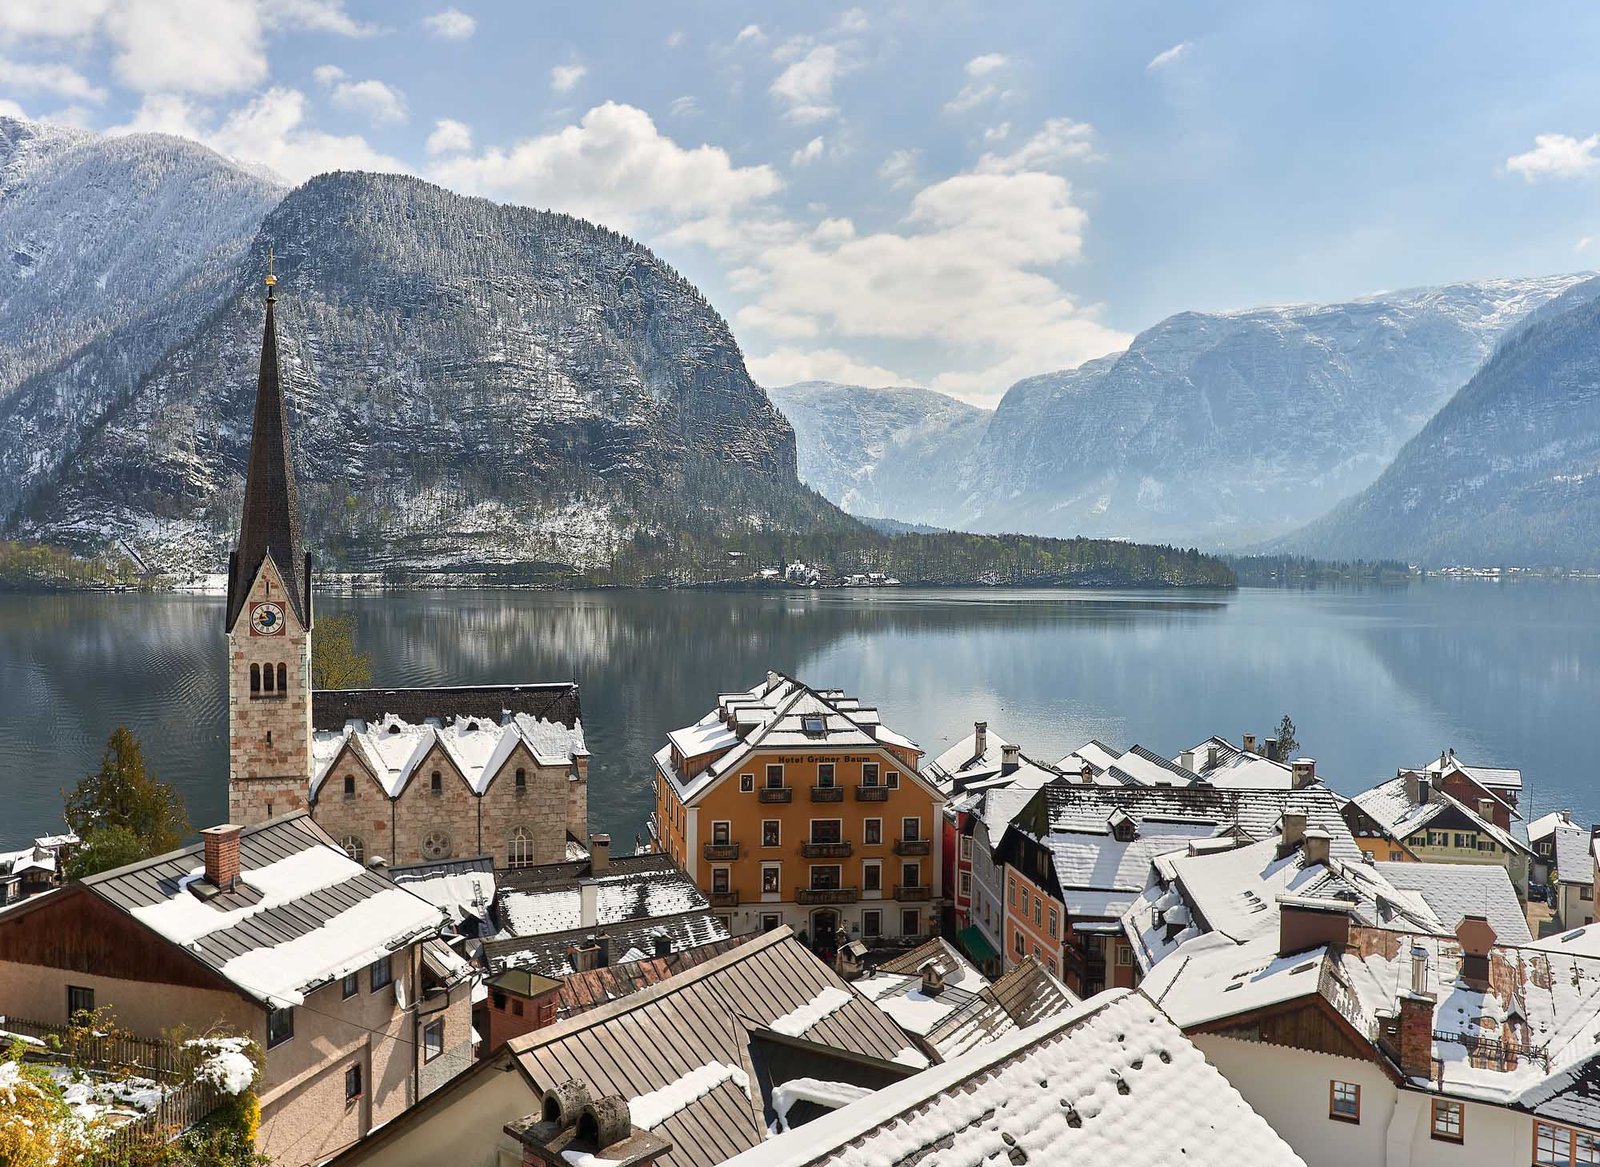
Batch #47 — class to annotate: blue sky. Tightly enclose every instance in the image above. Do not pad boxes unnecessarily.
[3,1,1600,405]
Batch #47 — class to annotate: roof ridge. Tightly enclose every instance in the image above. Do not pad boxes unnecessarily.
[81,811,316,884]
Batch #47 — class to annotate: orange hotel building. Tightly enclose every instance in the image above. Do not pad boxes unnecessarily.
[651,672,945,960]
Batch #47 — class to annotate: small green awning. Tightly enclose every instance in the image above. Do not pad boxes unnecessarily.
[956,924,1000,963]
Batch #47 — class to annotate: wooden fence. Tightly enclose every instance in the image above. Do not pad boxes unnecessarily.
[86,1079,227,1167]
[0,1013,187,1078]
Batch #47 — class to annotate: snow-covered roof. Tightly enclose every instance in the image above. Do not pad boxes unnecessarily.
[1554,824,1594,884]
[1036,817,1229,921]
[721,989,1306,1167]
[1351,775,1531,856]
[1374,860,1532,943]
[1056,738,1122,778]
[387,855,497,928]
[1422,754,1522,790]
[1529,810,1576,845]
[1105,744,1202,787]
[79,814,446,1008]
[494,854,709,938]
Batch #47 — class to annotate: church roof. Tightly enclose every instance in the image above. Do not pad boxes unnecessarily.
[227,292,310,632]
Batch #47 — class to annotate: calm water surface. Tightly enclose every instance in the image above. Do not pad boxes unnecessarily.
[2,584,1598,846]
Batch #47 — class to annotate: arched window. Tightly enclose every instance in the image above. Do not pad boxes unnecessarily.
[250,663,261,693]
[340,835,365,864]
[262,663,275,693]
[430,771,443,796]
[514,768,527,795]
[508,828,533,868]
[276,663,287,692]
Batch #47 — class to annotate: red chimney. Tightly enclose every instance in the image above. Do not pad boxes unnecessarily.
[202,824,243,890]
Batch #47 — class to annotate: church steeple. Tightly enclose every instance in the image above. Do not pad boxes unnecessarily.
[226,253,311,633]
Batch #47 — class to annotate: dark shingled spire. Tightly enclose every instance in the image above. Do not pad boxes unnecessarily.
[226,280,311,632]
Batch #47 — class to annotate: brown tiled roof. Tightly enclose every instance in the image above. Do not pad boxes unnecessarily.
[313,683,580,730]
[555,933,751,1018]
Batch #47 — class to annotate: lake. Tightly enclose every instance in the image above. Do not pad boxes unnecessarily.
[2,583,1597,848]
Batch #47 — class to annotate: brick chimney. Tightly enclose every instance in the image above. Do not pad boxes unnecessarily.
[509,1081,671,1167]
[1000,744,1021,776]
[1277,896,1350,957]
[1456,915,1496,988]
[1292,758,1317,789]
[1397,955,1437,1082]
[590,834,611,874]
[201,825,243,891]
[1242,733,1257,754]
[974,721,988,759]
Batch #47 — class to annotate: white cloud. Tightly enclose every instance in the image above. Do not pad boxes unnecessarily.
[1506,133,1600,181]
[430,101,783,230]
[976,117,1096,173]
[1578,236,1595,252]
[877,148,918,188]
[106,0,267,95]
[423,7,476,39]
[771,44,846,123]
[790,136,825,167]
[312,63,345,85]
[0,98,27,119]
[426,117,471,155]
[0,0,108,43]
[836,8,869,34]
[0,57,106,103]
[669,95,699,118]
[550,63,587,93]
[947,52,1013,114]
[1147,41,1191,70]
[734,24,765,45]
[262,0,377,37]
[328,78,407,126]
[748,346,907,389]
[983,122,1011,142]
[665,29,684,48]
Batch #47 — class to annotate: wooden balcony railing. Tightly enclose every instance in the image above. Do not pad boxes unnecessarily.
[796,886,859,905]
[800,841,854,858]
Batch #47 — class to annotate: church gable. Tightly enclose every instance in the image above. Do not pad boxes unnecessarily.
[312,737,385,802]
[228,551,306,639]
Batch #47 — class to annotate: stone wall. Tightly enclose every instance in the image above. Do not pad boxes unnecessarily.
[228,558,312,825]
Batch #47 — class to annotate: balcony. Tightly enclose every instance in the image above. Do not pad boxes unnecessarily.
[895,884,933,901]
[758,787,793,804]
[800,841,854,859]
[854,785,889,802]
[709,890,740,908]
[893,838,932,856]
[703,842,741,861]
[809,784,844,803]
[796,886,859,905]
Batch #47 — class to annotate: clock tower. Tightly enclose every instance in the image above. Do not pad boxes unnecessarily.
[226,260,314,825]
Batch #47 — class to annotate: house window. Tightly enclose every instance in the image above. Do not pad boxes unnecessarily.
[340,972,360,999]
[67,985,94,1020]
[802,715,826,735]
[1535,1121,1600,1165]
[762,865,781,895]
[864,819,882,846]
[511,999,524,1016]
[862,762,880,787]
[1048,907,1058,937]
[902,817,921,842]
[1117,943,1133,967]
[817,762,836,788]
[1009,876,1017,905]
[1014,931,1026,956]
[1033,898,1042,926]
[959,871,972,898]
[1585,885,1595,902]
[766,764,784,789]
[341,835,365,864]
[761,913,783,933]
[712,821,731,845]
[762,820,781,847]
[508,828,533,868]
[514,768,527,794]
[810,865,842,890]
[430,771,443,795]
[1329,1080,1360,1123]
[901,909,920,936]
[864,861,882,892]
[267,1007,294,1048]
[370,955,393,991]
[344,1064,362,1102]
[886,771,900,789]
[903,861,921,889]
[712,867,730,894]
[960,836,973,862]
[423,1020,445,1063]
[343,774,356,799]
[1430,1099,1463,1143]
[811,820,842,845]
[863,910,881,938]
[1022,888,1031,915]
[740,773,754,793]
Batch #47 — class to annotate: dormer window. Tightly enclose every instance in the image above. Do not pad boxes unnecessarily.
[802,715,826,736]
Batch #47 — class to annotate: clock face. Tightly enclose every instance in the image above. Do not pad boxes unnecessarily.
[250,601,286,636]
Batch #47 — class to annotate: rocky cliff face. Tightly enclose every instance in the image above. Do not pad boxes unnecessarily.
[767,381,989,519]
[1279,277,1600,566]
[5,169,826,572]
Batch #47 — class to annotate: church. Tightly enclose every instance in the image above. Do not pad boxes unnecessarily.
[223,266,589,868]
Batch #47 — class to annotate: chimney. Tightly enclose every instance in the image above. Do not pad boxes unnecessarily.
[1179,750,1197,772]
[1292,758,1316,789]
[1477,798,1497,823]
[1000,743,1021,776]
[919,961,945,996]
[590,834,611,874]
[512,1081,672,1167]
[1416,776,1431,804]
[974,721,988,759]
[201,825,243,891]
[1277,896,1351,957]
[594,932,610,969]
[837,939,868,979]
[1280,810,1306,850]
[1456,915,1496,988]
[574,941,600,972]
[1207,744,1219,770]
[1242,733,1257,754]
[1302,828,1331,866]
[1079,762,1095,785]
[652,933,672,959]
[1264,737,1279,763]
[579,878,599,929]
[1397,957,1437,1081]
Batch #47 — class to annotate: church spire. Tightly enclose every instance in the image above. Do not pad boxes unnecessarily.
[226,250,310,633]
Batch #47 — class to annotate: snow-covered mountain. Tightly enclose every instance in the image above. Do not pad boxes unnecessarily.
[1280,277,1600,566]
[2,167,830,573]
[768,381,989,519]
[829,276,1592,547]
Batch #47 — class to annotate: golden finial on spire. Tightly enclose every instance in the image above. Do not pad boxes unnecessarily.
[265,244,277,294]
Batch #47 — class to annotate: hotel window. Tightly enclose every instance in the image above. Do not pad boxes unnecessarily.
[903,861,921,889]
[766,764,785,789]
[423,1020,445,1063]
[864,818,882,845]
[341,835,365,864]
[712,821,731,845]
[1430,1099,1463,1143]
[901,909,920,936]
[762,820,781,847]
[960,836,973,862]
[902,817,921,842]
[762,865,781,895]
[67,985,94,1019]
[810,865,842,890]
[761,913,782,932]
[1329,1080,1360,1123]
[344,1064,362,1102]
[862,909,882,938]
[1535,1121,1600,1164]
[740,773,754,793]
[342,972,359,999]
[959,871,972,897]
[370,955,393,991]
[712,868,730,894]
[862,762,880,787]
[817,762,836,787]
[802,715,826,735]
[864,861,882,892]
[886,771,900,789]
[1047,907,1058,937]
[267,1007,294,1048]
[811,819,842,845]
[343,774,356,799]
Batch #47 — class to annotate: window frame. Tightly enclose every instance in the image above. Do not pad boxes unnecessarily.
[344,1063,363,1102]
[958,870,972,898]
[423,1019,445,1063]
[1429,1098,1463,1144]
[864,818,882,846]
[342,972,359,1000]
[862,909,882,938]
[1013,929,1026,956]
[900,908,920,937]
[762,819,781,848]
[341,835,365,865]
[740,773,754,793]
[712,820,731,845]
[1534,1120,1600,1165]
[901,816,921,842]
[809,863,843,891]
[811,818,843,845]
[959,835,973,862]
[67,985,94,1020]
[761,864,781,895]
[267,1006,294,1049]
[760,913,783,933]
[886,770,900,789]
[370,955,394,992]
[817,762,835,787]
[343,774,356,799]
[765,763,785,789]
[862,762,880,787]
[1328,1080,1361,1124]
[863,860,882,893]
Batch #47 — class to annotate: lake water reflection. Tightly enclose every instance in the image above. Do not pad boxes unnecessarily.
[2,583,1597,846]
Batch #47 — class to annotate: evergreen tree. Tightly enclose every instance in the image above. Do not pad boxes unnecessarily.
[1275,714,1300,761]
[311,612,373,689]
[62,726,190,879]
